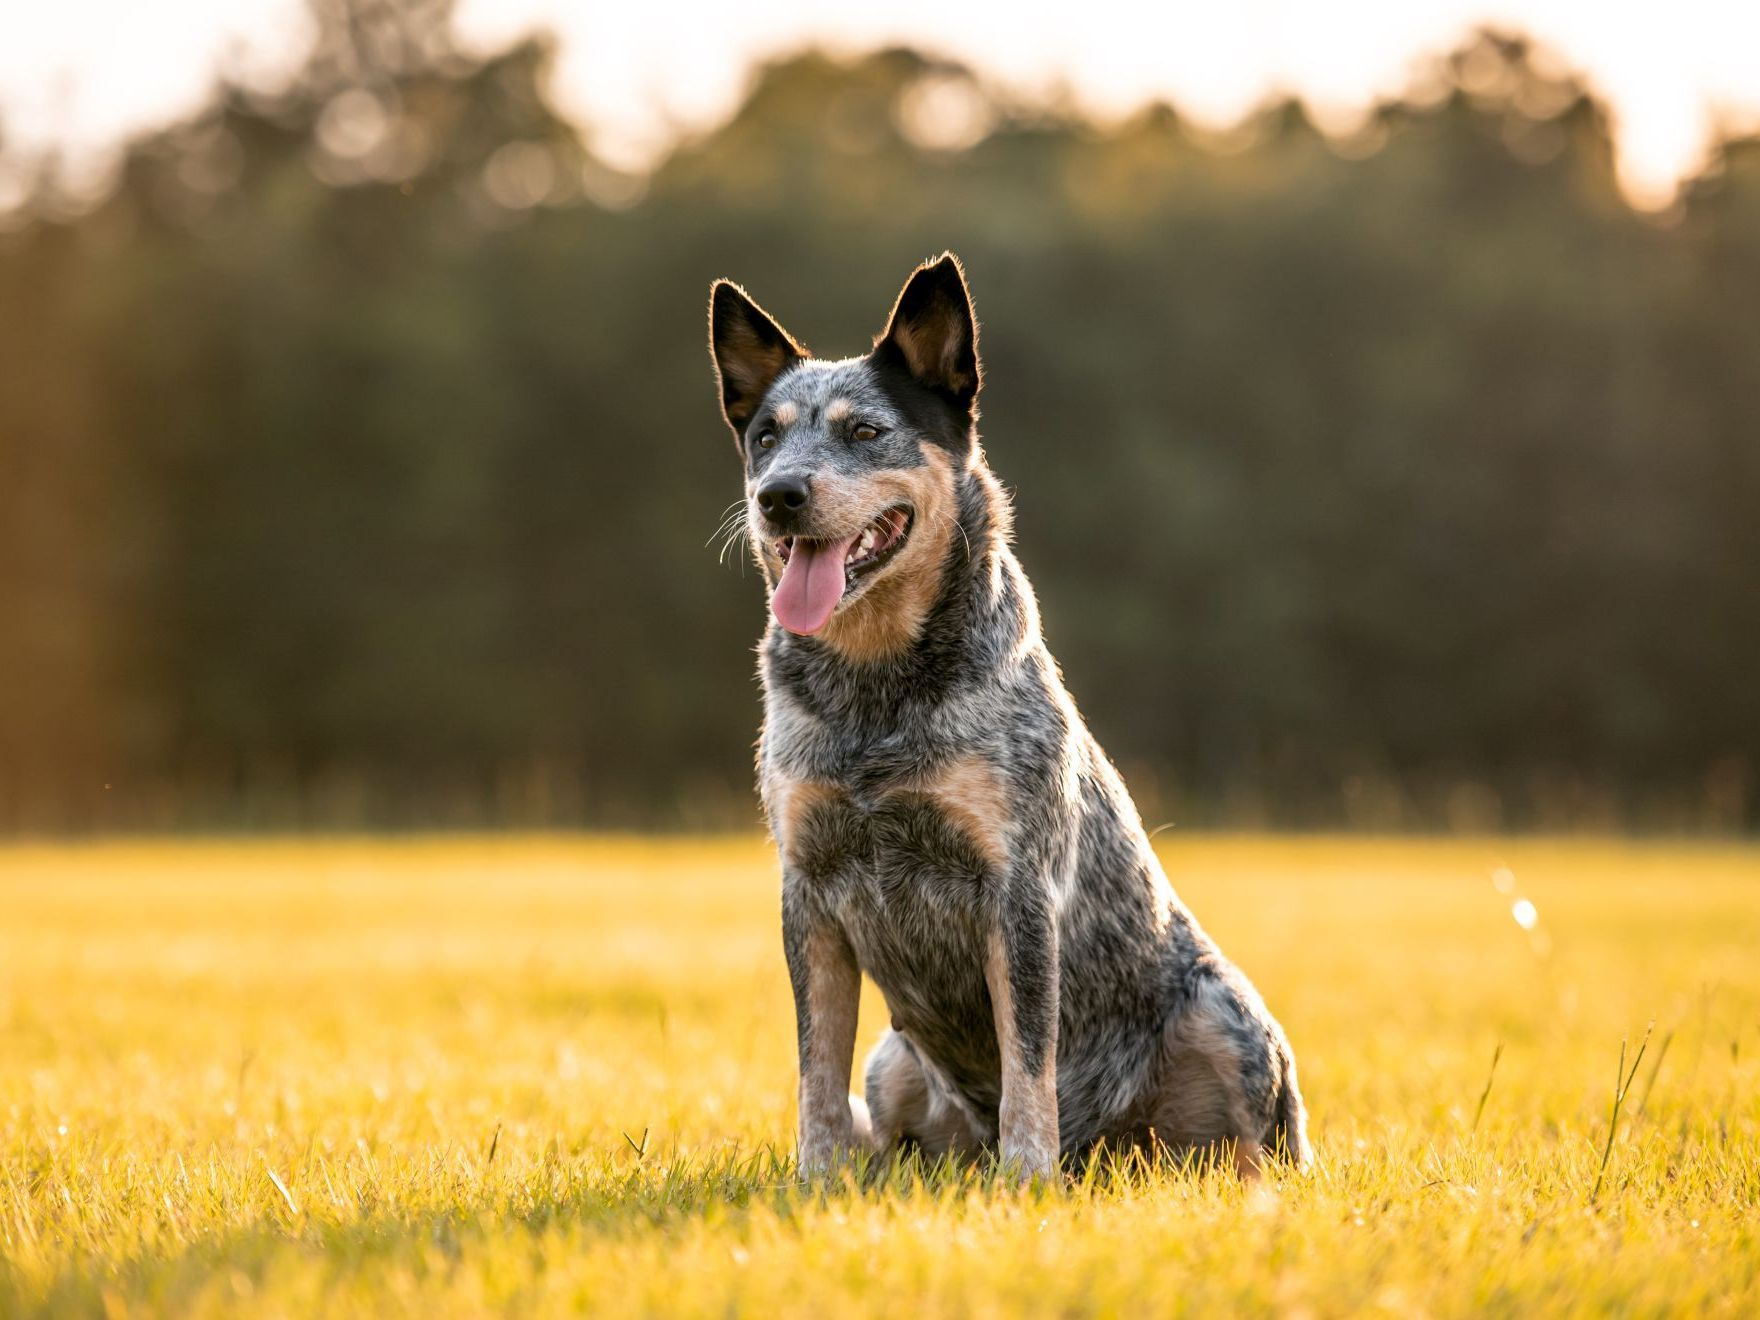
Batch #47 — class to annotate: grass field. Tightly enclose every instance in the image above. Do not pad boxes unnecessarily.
[1,835,1756,1316]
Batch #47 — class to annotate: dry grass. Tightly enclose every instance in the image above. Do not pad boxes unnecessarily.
[1,834,1756,1316]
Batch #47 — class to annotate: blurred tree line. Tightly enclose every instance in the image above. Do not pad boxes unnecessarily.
[2,0,1756,832]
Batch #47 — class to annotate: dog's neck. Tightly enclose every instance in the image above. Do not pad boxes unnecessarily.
[760,460,1040,732]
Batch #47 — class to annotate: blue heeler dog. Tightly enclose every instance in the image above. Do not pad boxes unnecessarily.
[708,254,1309,1178]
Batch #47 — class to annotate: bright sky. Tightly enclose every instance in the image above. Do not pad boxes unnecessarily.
[2,1,1757,208]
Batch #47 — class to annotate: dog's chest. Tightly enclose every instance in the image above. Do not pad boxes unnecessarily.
[766,758,1010,1087]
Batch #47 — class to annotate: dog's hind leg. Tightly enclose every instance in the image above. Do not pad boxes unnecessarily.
[847,1092,873,1147]
[863,1030,987,1158]
[1148,972,1308,1177]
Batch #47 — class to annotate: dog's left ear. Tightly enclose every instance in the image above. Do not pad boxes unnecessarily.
[872,252,980,412]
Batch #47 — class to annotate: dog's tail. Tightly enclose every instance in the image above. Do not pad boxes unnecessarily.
[1270,1045,1311,1170]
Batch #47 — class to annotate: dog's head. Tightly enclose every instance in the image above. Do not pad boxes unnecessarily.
[708,254,982,655]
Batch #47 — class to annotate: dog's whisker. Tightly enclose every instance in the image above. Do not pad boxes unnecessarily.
[706,503,752,557]
[946,508,974,566]
[705,500,748,537]
[706,508,746,541]
[716,515,754,568]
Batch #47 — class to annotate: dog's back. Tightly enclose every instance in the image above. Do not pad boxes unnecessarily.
[710,254,1308,1174]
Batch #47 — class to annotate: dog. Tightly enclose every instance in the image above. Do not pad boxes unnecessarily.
[707,253,1309,1178]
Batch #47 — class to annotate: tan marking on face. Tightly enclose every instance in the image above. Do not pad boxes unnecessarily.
[908,752,1009,874]
[985,928,1060,1177]
[773,400,799,427]
[748,469,872,581]
[825,397,852,423]
[817,444,960,661]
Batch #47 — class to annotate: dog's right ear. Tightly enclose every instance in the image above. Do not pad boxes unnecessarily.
[708,280,807,438]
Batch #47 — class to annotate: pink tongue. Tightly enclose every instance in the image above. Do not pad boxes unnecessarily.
[772,535,858,635]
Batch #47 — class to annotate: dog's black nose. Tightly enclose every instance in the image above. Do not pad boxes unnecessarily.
[756,475,811,524]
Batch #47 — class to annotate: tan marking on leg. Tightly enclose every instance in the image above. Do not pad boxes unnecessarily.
[908,753,1009,873]
[798,926,862,1170]
[819,444,960,662]
[985,929,1059,1177]
[825,397,851,422]
[773,399,799,427]
[762,773,842,864]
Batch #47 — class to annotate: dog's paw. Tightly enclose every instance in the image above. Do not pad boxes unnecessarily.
[795,1139,867,1180]
[997,1138,1061,1184]
[796,1101,872,1179]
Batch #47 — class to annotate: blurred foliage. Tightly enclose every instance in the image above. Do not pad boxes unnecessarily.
[1,2,1757,831]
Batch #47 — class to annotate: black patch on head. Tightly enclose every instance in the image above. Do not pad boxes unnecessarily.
[864,352,977,457]
[871,253,981,418]
[708,280,808,439]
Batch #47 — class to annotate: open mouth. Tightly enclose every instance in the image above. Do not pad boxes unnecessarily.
[768,506,913,636]
[774,506,912,586]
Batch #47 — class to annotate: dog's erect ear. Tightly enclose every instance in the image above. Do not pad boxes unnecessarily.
[708,280,807,436]
[872,252,980,411]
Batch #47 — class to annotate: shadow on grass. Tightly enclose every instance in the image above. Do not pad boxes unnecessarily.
[4,1143,1296,1315]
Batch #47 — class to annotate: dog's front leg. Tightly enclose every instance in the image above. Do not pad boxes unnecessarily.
[985,892,1061,1178]
[782,890,863,1173]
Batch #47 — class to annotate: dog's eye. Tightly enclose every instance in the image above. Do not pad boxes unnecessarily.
[756,429,778,450]
[851,423,880,442]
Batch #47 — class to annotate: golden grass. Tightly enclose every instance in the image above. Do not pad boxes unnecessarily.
[1,835,1756,1316]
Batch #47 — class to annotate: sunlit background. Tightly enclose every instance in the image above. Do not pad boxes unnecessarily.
[7,1,1760,208]
[4,12,1760,1311]
[2,0,1758,833]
